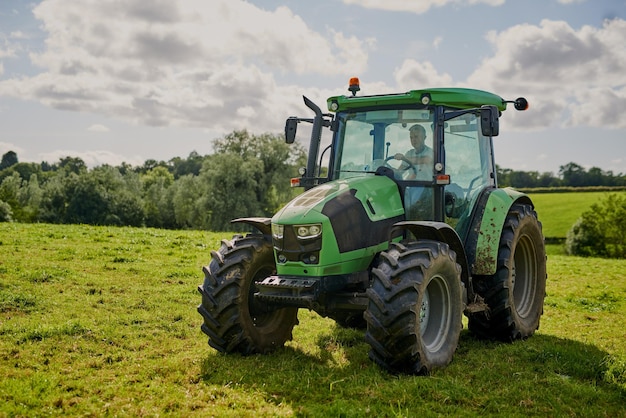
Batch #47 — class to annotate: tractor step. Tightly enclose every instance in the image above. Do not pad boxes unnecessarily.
[254,276,319,309]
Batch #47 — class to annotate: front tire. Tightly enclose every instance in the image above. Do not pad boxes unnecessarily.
[365,240,463,375]
[469,203,546,340]
[197,234,298,354]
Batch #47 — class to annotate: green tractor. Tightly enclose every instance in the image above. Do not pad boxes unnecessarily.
[197,78,546,374]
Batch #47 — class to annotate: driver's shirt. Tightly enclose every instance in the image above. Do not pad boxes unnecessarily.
[401,146,434,180]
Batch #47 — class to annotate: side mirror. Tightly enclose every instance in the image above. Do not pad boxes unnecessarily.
[480,105,499,137]
[285,117,298,144]
[514,97,529,111]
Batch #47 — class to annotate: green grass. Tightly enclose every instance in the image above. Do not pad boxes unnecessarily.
[529,191,626,239]
[1,222,625,417]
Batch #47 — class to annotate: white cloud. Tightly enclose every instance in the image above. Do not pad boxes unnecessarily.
[0,0,623,146]
[394,59,454,89]
[566,86,626,127]
[0,0,371,133]
[87,124,110,132]
[0,38,18,59]
[9,31,29,40]
[466,18,626,130]
[342,0,505,15]
[236,106,256,119]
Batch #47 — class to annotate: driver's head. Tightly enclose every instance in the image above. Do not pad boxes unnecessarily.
[409,124,426,150]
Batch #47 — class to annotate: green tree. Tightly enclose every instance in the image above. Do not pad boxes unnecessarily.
[142,167,176,228]
[0,162,43,183]
[108,169,144,226]
[64,172,110,224]
[63,166,144,226]
[171,174,207,229]
[0,130,307,229]
[0,171,42,222]
[17,174,43,222]
[213,130,305,214]
[197,153,264,231]
[137,159,169,174]
[200,130,305,231]
[566,193,626,258]
[58,156,87,175]
[559,162,586,187]
[0,151,18,170]
[537,171,561,188]
[0,172,26,221]
[169,151,205,178]
[0,199,12,222]
[38,174,69,223]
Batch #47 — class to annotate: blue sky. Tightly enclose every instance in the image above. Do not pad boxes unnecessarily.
[0,0,625,175]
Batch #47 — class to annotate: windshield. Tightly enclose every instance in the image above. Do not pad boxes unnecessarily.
[443,110,496,237]
[332,108,434,181]
[443,111,494,192]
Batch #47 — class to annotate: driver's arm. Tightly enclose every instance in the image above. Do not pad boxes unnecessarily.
[394,153,409,170]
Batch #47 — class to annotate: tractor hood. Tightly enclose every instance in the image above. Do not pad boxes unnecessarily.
[273,174,404,227]
[271,175,405,276]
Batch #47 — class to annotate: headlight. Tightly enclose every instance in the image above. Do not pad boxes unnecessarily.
[271,223,284,240]
[295,224,322,239]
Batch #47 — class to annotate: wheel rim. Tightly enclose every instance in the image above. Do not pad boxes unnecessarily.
[512,234,537,318]
[419,275,452,353]
[420,289,431,333]
[248,266,281,328]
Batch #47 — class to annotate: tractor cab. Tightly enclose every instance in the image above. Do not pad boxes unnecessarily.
[328,103,494,236]
[286,79,520,242]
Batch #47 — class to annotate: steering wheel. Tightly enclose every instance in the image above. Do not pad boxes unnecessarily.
[384,155,418,180]
[445,175,482,218]
[465,174,483,195]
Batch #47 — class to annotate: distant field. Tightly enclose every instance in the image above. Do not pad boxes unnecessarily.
[529,191,625,239]
[1,222,625,417]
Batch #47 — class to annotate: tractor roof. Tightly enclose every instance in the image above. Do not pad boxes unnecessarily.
[327,88,507,113]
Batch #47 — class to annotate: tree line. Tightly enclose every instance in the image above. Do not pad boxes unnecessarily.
[1,131,625,230]
[497,162,626,188]
[0,131,305,231]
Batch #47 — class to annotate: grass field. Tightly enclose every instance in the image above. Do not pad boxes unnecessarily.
[529,191,625,240]
[1,206,625,416]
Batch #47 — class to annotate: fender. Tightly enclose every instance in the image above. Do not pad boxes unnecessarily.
[231,217,272,236]
[391,221,470,290]
[467,188,533,275]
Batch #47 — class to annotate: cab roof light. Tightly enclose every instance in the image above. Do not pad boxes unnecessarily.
[348,77,360,96]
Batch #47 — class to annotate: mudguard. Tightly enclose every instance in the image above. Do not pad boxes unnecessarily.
[231,217,272,236]
[391,221,469,287]
[467,188,533,275]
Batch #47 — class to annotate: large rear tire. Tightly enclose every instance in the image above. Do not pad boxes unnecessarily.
[469,203,546,340]
[197,234,298,354]
[364,240,463,375]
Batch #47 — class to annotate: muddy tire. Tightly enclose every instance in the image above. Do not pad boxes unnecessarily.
[469,204,546,340]
[197,234,298,354]
[364,240,463,375]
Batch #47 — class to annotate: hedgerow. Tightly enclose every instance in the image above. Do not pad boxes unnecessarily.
[565,193,626,258]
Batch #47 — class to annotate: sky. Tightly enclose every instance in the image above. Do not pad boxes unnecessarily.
[0,0,625,175]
